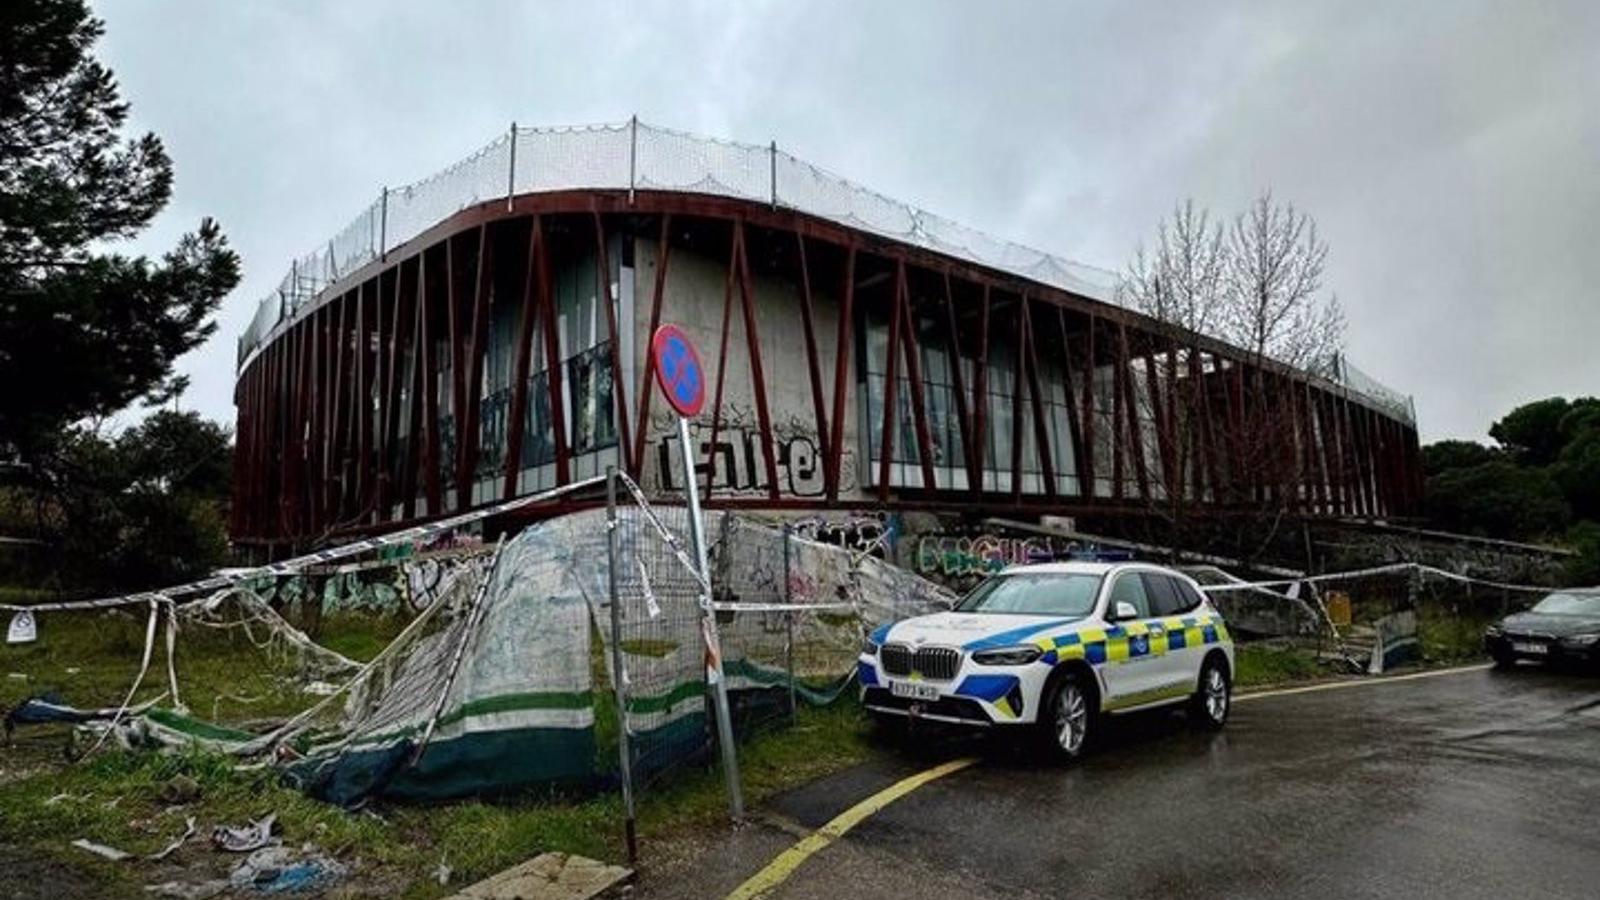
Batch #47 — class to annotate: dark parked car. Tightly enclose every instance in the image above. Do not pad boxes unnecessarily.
[1485,590,1600,669]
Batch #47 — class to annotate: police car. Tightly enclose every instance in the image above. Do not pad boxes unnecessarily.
[859,561,1234,760]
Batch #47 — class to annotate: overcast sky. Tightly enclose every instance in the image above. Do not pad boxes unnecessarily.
[94,0,1598,443]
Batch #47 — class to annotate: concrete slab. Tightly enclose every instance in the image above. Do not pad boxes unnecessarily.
[451,852,632,900]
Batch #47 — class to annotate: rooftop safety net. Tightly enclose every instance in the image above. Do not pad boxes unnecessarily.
[236,120,1413,425]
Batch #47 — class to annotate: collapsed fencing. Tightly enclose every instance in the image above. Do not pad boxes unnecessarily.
[1192,561,1590,674]
[1,471,956,857]
[5,465,1592,867]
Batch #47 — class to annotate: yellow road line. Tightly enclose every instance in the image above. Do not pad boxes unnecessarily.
[1236,663,1492,703]
[724,756,978,900]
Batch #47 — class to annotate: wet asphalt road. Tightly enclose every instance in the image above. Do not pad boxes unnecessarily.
[636,665,1600,900]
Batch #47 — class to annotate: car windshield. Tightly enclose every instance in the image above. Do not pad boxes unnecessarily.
[954,573,1103,617]
[1531,592,1600,615]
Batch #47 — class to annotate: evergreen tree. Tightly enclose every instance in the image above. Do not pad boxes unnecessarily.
[0,0,240,464]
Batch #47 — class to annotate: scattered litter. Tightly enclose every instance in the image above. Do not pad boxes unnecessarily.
[148,817,197,862]
[72,838,132,861]
[66,666,81,675]
[44,792,73,806]
[229,846,347,894]
[158,774,201,805]
[435,860,452,885]
[212,813,278,852]
[145,879,228,899]
[301,681,340,696]
[70,816,196,865]
[6,672,27,680]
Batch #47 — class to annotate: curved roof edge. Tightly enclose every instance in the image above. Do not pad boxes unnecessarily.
[235,120,1413,426]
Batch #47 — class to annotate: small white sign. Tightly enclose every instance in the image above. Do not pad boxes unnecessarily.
[7,611,38,644]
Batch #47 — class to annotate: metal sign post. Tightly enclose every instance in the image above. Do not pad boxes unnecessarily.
[651,324,744,819]
[604,467,638,862]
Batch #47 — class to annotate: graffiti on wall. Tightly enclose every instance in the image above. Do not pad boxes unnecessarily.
[914,533,1077,579]
[789,513,897,558]
[652,407,857,498]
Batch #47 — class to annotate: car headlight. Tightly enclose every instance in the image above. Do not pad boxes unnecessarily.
[971,645,1042,666]
[1560,633,1600,648]
[862,637,880,656]
[1484,624,1503,638]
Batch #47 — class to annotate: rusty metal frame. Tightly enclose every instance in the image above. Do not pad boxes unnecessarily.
[534,215,570,486]
[895,261,938,493]
[825,244,856,502]
[877,256,906,502]
[734,220,782,501]
[631,215,673,474]
[504,220,539,498]
[972,284,992,491]
[1020,297,1057,499]
[233,193,1426,547]
[593,212,632,475]
[941,271,976,491]
[794,232,832,490]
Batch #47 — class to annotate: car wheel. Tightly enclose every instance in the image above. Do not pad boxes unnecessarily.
[1190,657,1230,731]
[1038,671,1094,762]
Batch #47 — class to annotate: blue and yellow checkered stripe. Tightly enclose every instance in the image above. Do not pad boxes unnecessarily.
[1033,614,1230,666]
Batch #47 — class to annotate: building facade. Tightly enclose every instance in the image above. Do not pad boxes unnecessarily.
[231,124,1421,554]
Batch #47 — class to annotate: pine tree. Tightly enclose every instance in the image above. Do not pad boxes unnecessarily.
[0,0,240,464]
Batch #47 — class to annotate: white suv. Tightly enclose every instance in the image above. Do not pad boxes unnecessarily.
[859,561,1234,760]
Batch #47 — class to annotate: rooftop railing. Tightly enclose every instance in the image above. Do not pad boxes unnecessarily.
[236,120,1414,426]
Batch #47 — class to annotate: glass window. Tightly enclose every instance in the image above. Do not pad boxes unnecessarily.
[1172,578,1205,613]
[1108,573,1151,618]
[1531,592,1600,615]
[1143,574,1189,617]
[955,573,1103,617]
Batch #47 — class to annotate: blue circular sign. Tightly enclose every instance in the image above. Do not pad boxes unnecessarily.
[651,324,706,418]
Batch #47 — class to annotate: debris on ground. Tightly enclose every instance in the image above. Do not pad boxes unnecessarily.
[229,845,347,894]
[148,817,197,861]
[450,852,632,900]
[71,838,133,861]
[211,813,279,852]
[69,816,197,863]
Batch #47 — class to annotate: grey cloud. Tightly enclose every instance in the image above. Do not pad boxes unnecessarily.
[93,0,1599,441]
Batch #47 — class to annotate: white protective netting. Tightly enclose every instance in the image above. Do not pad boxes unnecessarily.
[236,120,1411,424]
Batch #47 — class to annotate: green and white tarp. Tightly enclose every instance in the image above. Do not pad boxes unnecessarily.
[281,507,953,805]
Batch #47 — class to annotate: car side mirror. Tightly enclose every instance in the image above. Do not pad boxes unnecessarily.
[1112,601,1138,621]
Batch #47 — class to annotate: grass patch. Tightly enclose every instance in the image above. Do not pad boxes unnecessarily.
[1417,607,1494,664]
[1233,642,1327,687]
[0,691,876,897]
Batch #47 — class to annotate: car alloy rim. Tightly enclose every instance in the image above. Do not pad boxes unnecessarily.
[1205,668,1228,722]
[1056,683,1087,753]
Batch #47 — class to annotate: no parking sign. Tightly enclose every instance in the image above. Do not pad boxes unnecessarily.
[650,324,705,418]
[648,322,743,814]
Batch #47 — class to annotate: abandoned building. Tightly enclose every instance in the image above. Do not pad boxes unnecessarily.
[230,122,1421,563]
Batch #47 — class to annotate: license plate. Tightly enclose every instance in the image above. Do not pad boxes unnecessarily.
[890,681,940,702]
[1512,641,1548,655]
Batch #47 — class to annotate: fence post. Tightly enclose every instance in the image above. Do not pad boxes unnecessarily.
[628,115,638,205]
[769,140,778,209]
[604,467,639,864]
[784,522,796,722]
[506,122,517,212]
[379,187,389,263]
